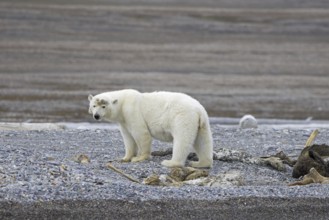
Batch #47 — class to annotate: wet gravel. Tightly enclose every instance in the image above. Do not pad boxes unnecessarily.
[1,125,329,218]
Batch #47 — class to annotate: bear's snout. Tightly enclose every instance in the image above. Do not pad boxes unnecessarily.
[94,114,100,120]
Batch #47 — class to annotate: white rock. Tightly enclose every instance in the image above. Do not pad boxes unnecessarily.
[239,115,258,129]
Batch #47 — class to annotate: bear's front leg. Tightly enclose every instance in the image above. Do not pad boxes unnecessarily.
[120,125,137,162]
[131,132,152,162]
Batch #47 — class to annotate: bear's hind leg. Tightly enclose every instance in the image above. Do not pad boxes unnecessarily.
[161,144,188,168]
[161,129,195,168]
[162,115,200,168]
[189,127,213,168]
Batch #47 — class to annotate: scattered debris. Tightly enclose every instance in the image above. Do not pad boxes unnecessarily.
[292,129,329,178]
[292,144,329,178]
[239,115,258,129]
[258,151,297,172]
[283,128,329,186]
[153,148,287,171]
[289,168,329,186]
[304,129,319,148]
[213,148,258,163]
[143,174,169,186]
[260,157,286,171]
[199,170,244,187]
[111,129,329,187]
[151,149,173,157]
[143,168,244,187]
[74,154,91,164]
[270,151,296,167]
[105,157,245,187]
[60,164,68,173]
[214,148,286,171]
[169,167,209,182]
[143,167,209,187]
[106,163,140,183]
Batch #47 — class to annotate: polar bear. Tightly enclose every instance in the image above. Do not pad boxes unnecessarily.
[88,89,213,168]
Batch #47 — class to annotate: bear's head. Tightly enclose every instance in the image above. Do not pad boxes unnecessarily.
[88,94,119,122]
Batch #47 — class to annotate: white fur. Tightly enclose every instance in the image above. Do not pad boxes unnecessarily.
[88,89,213,168]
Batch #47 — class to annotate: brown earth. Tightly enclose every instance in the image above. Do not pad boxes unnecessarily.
[0,1,329,122]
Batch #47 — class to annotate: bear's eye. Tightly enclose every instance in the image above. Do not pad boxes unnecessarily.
[93,105,96,108]
[102,106,106,109]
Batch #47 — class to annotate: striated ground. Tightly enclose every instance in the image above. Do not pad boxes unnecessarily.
[1,125,329,219]
[0,0,329,122]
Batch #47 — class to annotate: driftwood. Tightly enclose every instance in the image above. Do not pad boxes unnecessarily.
[108,129,329,187]
[151,149,173,157]
[143,167,209,187]
[304,129,319,148]
[106,163,140,183]
[105,160,242,187]
[269,151,296,167]
[153,148,288,171]
[143,167,244,187]
[169,167,209,182]
[289,168,329,186]
[106,163,210,186]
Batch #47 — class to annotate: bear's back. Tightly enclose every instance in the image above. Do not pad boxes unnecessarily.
[144,91,200,106]
[141,91,206,118]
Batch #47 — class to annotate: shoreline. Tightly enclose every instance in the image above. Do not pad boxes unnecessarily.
[1,117,329,131]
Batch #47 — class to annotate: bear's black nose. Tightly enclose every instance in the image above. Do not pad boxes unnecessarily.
[94,114,100,120]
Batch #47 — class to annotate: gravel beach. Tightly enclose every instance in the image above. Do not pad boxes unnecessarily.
[1,0,329,218]
[1,124,329,219]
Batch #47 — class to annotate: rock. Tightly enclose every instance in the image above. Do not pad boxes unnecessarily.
[239,115,258,129]
[292,144,329,178]
[74,154,91,164]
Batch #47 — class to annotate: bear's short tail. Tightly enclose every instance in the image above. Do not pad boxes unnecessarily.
[198,110,209,130]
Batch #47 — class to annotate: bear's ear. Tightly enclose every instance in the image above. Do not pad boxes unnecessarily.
[100,99,109,105]
[88,94,93,101]
[112,99,118,104]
